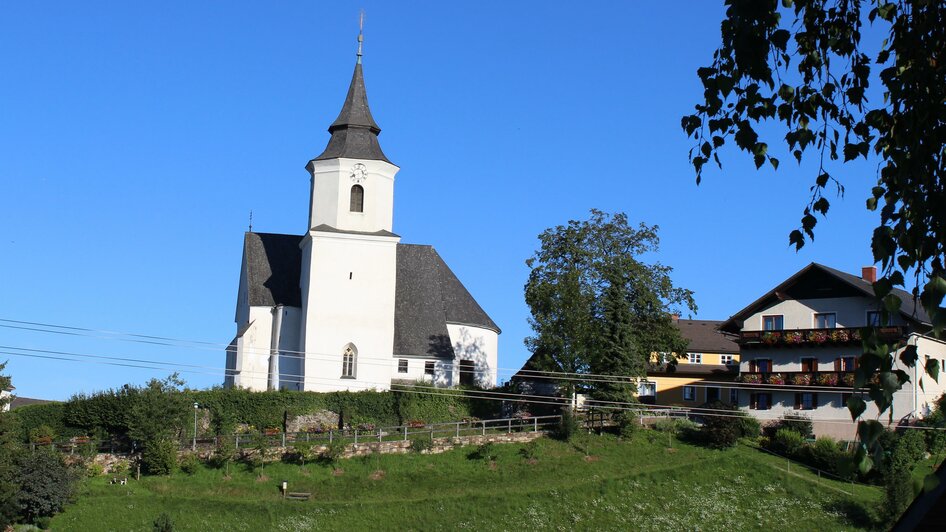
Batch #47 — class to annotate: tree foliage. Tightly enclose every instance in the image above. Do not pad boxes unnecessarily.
[524,210,696,399]
[14,448,79,523]
[685,0,946,470]
[0,364,19,528]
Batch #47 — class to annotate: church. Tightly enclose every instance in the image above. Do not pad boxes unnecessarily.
[224,37,500,393]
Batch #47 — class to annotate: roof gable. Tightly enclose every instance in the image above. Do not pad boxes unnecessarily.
[720,263,930,332]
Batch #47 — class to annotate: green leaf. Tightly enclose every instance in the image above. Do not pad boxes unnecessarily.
[883,293,903,313]
[769,157,779,170]
[858,419,885,447]
[899,345,918,367]
[815,173,829,187]
[847,395,866,421]
[926,358,940,383]
[789,230,805,250]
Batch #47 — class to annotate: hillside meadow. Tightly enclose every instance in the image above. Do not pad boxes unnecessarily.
[50,433,882,531]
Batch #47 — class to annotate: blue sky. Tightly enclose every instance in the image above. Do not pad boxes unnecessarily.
[1,2,886,400]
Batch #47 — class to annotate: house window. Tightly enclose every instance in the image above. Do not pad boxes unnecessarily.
[729,388,739,405]
[459,360,475,386]
[706,387,720,402]
[683,386,697,402]
[814,313,837,329]
[424,361,435,376]
[638,381,656,404]
[350,185,364,213]
[795,392,818,410]
[867,311,887,326]
[763,315,784,331]
[688,353,702,364]
[801,357,819,372]
[397,359,408,374]
[749,359,772,373]
[835,357,857,372]
[720,354,736,365]
[750,393,772,410]
[342,345,357,378]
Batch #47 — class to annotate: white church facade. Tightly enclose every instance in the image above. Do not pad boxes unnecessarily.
[225,43,500,393]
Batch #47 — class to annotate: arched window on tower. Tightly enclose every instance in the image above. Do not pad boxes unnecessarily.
[342,344,357,378]
[350,185,364,213]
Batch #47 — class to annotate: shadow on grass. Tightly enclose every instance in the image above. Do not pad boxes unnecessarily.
[822,499,879,530]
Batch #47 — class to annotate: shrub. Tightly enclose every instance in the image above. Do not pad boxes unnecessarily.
[409,437,433,454]
[153,512,175,532]
[319,441,346,464]
[111,459,130,476]
[551,409,579,441]
[616,411,638,439]
[896,428,928,465]
[473,442,495,461]
[770,428,805,457]
[882,467,915,524]
[807,436,844,472]
[699,401,753,449]
[14,448,80,524]
[28,425,56,445]
[519,440,540,460]
[141,438,177,476]
[763,413,813,440]
[86,462,105,478]
[179,453,200,475]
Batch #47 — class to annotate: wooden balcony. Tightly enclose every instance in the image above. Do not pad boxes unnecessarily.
[737,326,905,348]
[737,371,856,388]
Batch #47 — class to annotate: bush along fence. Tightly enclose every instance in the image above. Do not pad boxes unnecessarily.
[31,414,565,458]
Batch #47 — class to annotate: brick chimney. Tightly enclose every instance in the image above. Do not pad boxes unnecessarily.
[861,266,877,283]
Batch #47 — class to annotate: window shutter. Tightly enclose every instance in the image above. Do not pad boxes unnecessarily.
[750,393,757,409]
[794,393,801,410]
[811,359,819,372]
[812,393,818,408]
[749,360,757,373]
[834,358,841,371]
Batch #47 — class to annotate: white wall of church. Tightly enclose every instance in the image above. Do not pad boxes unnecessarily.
[308,158,398,233]
[231,307,272,391]
[447,324,499,387]
[299,231,399,392]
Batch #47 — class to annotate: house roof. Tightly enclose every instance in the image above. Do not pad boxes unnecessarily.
[243,232,303,307]
[720,262,931,333]
[10,396,55,410]
[647,363,738,377]
[312,62,392,165]
[241,233,500,357]
[676,319,739,354]
[394,244,500,357]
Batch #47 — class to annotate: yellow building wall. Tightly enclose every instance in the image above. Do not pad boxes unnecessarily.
[643,352,741,407]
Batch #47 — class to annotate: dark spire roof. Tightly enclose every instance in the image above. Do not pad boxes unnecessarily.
[312,61,392,165]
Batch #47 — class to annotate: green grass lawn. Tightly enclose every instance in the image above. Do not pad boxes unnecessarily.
[52,433,882,531]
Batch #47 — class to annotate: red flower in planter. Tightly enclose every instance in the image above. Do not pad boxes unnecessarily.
[789,373,813,386]
[817,373,839,386]
[808,331,828,344]
[766,374,785,385]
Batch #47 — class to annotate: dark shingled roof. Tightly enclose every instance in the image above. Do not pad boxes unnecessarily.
[394,244,500,357]
[240,234,499,356]
[312,62,392,165]
[311,224,398,238]
[720,262,931,333]
[243,232,303,307]
[676,319,739,354]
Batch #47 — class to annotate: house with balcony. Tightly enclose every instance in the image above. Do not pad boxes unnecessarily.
[719,263,946,437]
[640,318,740,407]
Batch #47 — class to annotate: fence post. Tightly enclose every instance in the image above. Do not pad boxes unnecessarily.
[282,433,286,447]
[235,435,240,450]
[534,418,538,432]
[378,428,382,443]
[482,421,486,436]
[456,423,460,438]
[354,430,358,444]
[507,419,512,434]
[403,426,407,441]
[329,430,333,444]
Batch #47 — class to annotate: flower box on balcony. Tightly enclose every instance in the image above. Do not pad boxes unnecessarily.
[788,373,813,386]
[841,373,855,387]
[783,332,804,344]
[761,332,780,345]
[807,331,829,344]
[829,330,850,343]
[766,374,785,385]
[817,373,839,386]
[739,374,763,384]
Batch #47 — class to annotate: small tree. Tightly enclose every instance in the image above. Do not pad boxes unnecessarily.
[14,447,80,524]
[551,409,579,442]
[214,437,236,477]
[253,432,270,477]
[153,512,175,532]
[141,438,177,476]
[699,401,754,449]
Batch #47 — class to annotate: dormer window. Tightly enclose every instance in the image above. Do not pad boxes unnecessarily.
[350,185,364,212]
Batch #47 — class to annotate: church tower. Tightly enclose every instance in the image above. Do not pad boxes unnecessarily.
[297,28,401,391]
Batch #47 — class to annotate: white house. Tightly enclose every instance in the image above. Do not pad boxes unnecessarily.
[720,263,946,438]
[225,38,500,393]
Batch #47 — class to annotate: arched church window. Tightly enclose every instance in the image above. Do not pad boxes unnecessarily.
[342,344,357,378]
[350,185,364,213]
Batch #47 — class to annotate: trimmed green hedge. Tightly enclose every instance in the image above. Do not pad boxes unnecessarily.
[10,385,500,443]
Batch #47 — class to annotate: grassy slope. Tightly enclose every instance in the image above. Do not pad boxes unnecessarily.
[52,434,881,531]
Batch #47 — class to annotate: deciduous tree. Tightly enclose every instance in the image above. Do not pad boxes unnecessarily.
[684,0,946,472]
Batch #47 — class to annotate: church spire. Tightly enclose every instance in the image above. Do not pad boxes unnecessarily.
[312,15,391,165]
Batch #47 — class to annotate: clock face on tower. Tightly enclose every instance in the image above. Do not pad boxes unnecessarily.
[349,163,368,184]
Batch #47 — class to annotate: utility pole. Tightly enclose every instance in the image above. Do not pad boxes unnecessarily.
[193,402,199,452]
